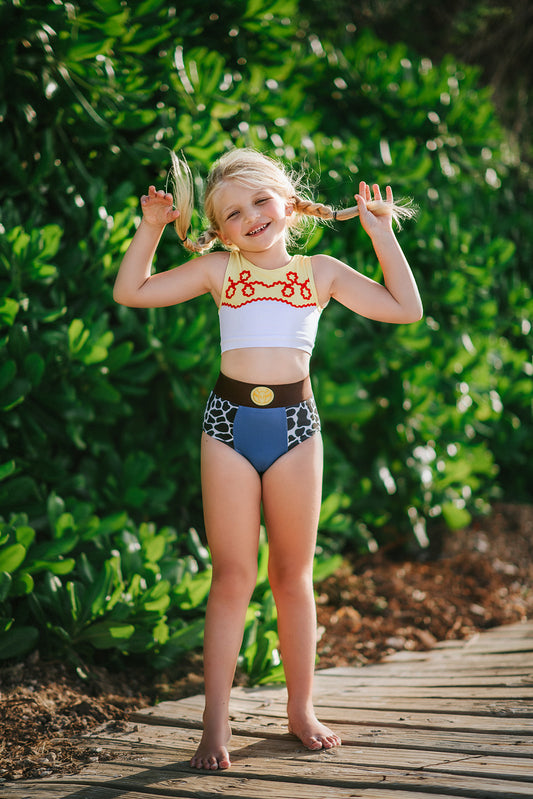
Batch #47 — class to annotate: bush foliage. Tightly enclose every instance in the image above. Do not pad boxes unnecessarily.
[1,0,531,674]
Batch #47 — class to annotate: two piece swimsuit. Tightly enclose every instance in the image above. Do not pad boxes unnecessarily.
[202,251,324,475]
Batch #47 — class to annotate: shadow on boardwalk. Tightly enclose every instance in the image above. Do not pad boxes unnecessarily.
[3,620,533,799]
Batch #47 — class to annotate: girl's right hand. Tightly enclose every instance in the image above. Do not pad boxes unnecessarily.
[140,186,180,228]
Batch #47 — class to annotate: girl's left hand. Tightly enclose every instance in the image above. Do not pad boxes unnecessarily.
[355,182,394,236]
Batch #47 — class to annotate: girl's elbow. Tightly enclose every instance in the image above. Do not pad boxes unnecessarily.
[112,285,127,305]
[113,284,136,306]
[399,302,423,324]
[409,303,424,323]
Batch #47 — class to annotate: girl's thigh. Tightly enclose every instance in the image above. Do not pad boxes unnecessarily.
[261,433,323,575]
[201,432,262,573]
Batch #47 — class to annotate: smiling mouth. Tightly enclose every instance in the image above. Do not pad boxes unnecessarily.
[246,222,269,236]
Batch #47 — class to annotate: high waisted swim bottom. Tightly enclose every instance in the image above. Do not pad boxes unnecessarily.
[202,373,321,475]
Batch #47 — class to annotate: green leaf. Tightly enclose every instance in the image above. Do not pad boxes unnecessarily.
[0,626,39,659]
[0,461,16,482]
[15,526,35,549]
[29,558,76,575]
[0,361,17,392]
[68,319,90,354]
[93,0,123,14]
[67,40,113,61]
[30,533,78,561]
[24,353,46,386]
[313,554,343,583]
[0,299,19,328]
[10,571,34,597]
[85,561,116,619]
[0,572,12,602]
[143,534,166,563]
[441,502,472,530]
[0,543,26,573]
[77,620,135,649]
[153,620,205,668]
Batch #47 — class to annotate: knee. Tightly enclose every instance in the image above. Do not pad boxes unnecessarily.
[211,562,258,604]
[268,564,313,603]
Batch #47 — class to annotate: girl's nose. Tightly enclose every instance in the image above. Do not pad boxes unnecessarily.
[243,205,259,223]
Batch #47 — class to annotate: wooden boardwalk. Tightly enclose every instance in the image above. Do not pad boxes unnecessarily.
[3,620,532,799]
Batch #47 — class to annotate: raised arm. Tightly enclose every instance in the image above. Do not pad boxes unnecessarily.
[113,187,222,308]
[315,182,423,324]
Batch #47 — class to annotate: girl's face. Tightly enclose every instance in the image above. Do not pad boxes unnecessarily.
[214,180,292,252]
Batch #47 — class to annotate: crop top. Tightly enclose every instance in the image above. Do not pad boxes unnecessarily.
[218,251,324,354]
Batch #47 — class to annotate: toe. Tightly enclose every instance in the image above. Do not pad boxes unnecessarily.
[306,736,323,750]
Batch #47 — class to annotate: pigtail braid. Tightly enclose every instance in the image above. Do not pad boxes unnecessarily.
[334,198,417,229]
[292,196,336,220]
[186,228,219,254]
[294,193,416,229]
[169,151,221,254]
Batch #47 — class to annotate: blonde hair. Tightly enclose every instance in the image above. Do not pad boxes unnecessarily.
[170,147,415,254]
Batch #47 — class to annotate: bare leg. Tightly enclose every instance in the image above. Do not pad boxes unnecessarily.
[262,434,342,750]
[190,433,262,770]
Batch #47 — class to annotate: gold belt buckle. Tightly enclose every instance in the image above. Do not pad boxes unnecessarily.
[251,386,274,406]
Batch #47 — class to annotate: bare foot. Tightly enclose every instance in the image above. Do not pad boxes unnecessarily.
[288,710,342,751]
[190,721,232,770]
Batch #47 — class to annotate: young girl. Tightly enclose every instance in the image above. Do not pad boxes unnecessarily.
[114,147,422,771]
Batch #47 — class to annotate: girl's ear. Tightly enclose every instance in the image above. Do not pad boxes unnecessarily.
[285,203,294,216]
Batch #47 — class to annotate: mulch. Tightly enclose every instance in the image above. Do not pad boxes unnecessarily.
[1,502,531,782]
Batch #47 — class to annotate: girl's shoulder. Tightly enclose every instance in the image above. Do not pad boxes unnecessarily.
[310,253,361,307]
[194,250,231,270]
[310,252,347,283]
[309,253,342,306]
[310,252,345,269]
[192,250,230,304]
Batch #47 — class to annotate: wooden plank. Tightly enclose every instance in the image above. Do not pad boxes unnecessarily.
[317,662,533,676]
[240,687,533,719]
[0,783,477,799]
[314,697,533,718]
[134,695,533,733]
[432,640,533,655]
[313,672,533,687]
[228,680,533,711]
[383,644,532,668]
[76,736,533,781]
[314,662,533,679]
[432,625,533,647]
[91,717,533,757]
[313,684,533,700]
[21,754,533,797]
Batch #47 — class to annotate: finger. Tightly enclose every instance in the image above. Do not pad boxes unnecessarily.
[372,184,382,202]
[354,193,367,214]
[148,185,156,196]
[385,185,393,203]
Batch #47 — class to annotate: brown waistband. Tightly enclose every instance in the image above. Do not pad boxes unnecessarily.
[213,373,312,408]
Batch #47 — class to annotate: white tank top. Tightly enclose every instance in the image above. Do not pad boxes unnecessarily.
[218,251,323,354]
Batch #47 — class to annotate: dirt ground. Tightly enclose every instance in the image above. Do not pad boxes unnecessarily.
[0,502,532,782]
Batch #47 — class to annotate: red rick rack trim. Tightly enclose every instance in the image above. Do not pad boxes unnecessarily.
[222,269,315,308]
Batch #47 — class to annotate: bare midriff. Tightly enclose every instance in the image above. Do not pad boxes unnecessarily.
[220,347,311,385]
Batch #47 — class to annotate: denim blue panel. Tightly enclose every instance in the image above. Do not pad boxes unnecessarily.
[233,406,288,474]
